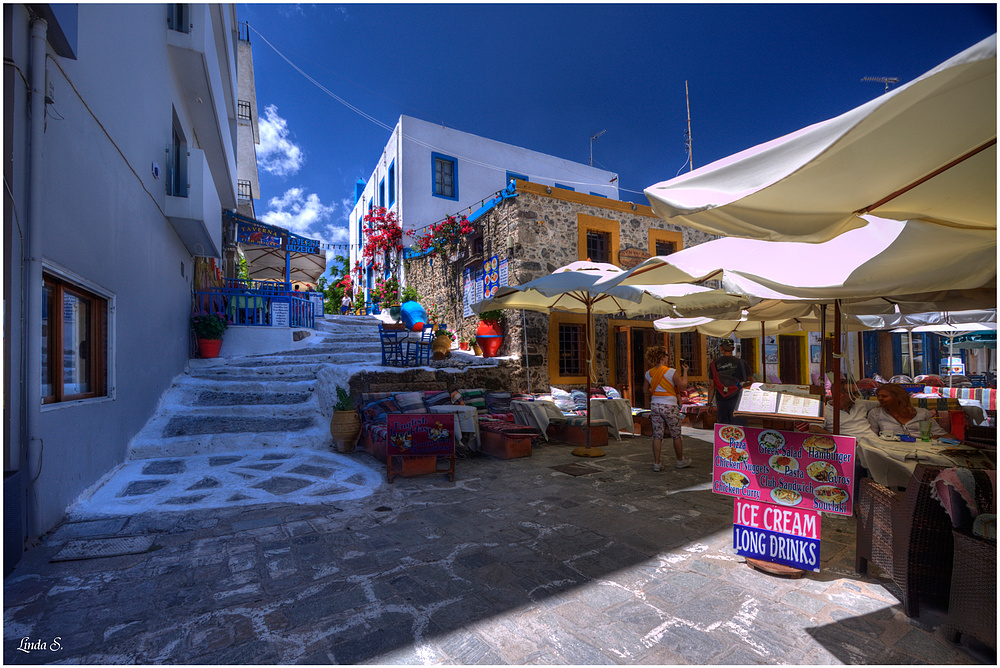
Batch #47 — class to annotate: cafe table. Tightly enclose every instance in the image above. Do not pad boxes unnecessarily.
[429,404,480,452]
[855,435,996,489]
[510,400,564,441]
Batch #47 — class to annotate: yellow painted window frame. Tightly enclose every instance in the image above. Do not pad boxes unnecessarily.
[548,312,589,385]
[648,228,684,256]
[577,214,620,266]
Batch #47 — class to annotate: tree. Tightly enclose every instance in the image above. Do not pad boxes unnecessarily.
[318,254,351,314]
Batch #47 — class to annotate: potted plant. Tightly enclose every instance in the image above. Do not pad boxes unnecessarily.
[470,336,482,356]
[329,386,361,453]
[432,326,456,360]
[476,309,505,358]
[192,312,228,359]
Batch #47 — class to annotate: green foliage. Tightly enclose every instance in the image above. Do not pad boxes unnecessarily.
[478,309,505,323]
[334,386,354,411]
[237,255,249,281]
[435,328,457,342]
[401,285,421,303]
[192,313,228,340]
[353,292,366,313]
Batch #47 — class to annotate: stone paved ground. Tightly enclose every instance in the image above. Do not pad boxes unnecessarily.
[3,429,993,664]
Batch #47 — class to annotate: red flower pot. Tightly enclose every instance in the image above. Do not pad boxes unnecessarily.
[198,338,223,358]
[475,320,503,358]
[459,341,469,350]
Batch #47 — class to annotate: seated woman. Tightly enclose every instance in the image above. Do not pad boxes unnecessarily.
[867,383,951,439]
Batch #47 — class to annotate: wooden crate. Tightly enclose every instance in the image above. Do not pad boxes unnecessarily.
[546,423,609,447]
[480,430,532,459]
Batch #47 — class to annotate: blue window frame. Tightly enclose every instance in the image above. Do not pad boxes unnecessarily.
[506,171,529,185]
[379,178,385,208]
[589,191,607,198]
[432,152,458,200]
[555,183,575,191]
[388,160,396,206]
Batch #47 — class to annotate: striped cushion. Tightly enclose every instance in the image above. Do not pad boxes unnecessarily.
[422,391,451,410]
[361,397,400,423]
[485,391,512,413]
[571,390,588,411]
[450,390,465,405]
[360,391,393,405]
[393,391,428,414]
[458,388,488,414]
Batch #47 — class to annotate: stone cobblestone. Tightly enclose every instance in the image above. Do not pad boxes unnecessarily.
[3,429,991,664]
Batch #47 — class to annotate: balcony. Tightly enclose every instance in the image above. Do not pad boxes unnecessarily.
[165,146,223,257]
[167,4,237,210]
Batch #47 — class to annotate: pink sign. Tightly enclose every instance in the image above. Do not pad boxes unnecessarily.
[713,424,855,516]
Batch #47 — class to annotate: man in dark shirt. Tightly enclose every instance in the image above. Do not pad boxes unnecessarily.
[708,339,753,426]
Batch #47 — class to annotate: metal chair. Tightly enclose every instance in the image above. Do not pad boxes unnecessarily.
[405,328,434,367]
[378,323,405,367]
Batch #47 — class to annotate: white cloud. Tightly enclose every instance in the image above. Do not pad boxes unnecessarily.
[261,187,335,236]
[257,105,304,177]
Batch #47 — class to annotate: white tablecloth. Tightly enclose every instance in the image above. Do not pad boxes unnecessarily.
[429,405,481,451]
[590,398,634,439]
[511,400,565,440]
[856,435,995,488]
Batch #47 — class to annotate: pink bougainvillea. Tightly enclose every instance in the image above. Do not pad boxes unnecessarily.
[408,214,474,259]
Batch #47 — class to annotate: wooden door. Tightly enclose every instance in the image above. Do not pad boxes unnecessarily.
[778,335,802,384]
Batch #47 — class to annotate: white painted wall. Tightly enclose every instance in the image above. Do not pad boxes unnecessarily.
[349,115,619,299]
[4,3,238,536]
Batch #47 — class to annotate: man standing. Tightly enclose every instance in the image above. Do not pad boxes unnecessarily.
[708,339,753,426]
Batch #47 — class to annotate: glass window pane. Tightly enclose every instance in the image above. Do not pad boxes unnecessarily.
[42,284,53,398]
[63,291,92,395]
[559,323,583,376]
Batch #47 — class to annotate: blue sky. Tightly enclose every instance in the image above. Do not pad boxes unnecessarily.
[236,3,996,276]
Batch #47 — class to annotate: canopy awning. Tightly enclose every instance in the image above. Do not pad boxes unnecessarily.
[225,211,328,286]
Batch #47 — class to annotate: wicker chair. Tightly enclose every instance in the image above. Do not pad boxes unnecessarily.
[943,529,997,650]
[854,464,953,618]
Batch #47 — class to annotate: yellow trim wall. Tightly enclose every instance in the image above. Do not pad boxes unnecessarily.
[648,228,684,255]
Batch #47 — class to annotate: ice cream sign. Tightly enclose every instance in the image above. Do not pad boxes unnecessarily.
[713,425,855,516]
[733,498,821,572]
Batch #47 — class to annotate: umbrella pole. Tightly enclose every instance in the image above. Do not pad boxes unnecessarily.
[820,304,827,395]
[833,300,842,435]
[760,321,765,380]
[949,335,954,388]
[573,300,605,458]
[522,309,530,393]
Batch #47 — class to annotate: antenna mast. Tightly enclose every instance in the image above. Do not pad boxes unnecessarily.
[861,76,899,94]
[685,80,693,171]
[589,129,607,167]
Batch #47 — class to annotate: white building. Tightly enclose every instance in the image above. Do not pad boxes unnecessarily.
[349,115,619,300]
[3,3,238,557]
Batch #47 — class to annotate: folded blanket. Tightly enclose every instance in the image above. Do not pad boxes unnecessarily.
[932,467,997,528]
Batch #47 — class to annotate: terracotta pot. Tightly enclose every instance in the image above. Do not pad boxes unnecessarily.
[432,333,452,360]
[472,342,482,356]
[198,338,222,358]
[475,319,503,358]
[476,319,502,338]
[459,341,469,350]
[330,410,361,453]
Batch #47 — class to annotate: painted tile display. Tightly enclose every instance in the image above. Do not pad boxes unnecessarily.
[713,424,855,516]
[733,498,821,571]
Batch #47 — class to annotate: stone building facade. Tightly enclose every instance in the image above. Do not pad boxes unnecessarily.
[405,181,721,407]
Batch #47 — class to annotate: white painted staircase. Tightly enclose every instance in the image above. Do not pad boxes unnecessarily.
[127,315,384,459]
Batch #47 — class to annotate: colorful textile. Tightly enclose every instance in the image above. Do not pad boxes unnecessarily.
[457,388,488,413]
[912,395,963,411]
[603,386,622,399]
[393,391,428,414]
[360,397,400,423]
[450,390,465,405]
[571,390,589,411]
[550,387,576,413]
[422,391,451,409]
[480,412,515,423]
[485,391,512,413]
[932,467,997,528]
[927,386,997,410]
[360,391,393,406]
[479,421,541,438]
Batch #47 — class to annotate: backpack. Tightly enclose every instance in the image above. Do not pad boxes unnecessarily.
[711,359,745,399]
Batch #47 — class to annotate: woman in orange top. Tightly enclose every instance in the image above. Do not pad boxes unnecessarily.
[643,345,691,472]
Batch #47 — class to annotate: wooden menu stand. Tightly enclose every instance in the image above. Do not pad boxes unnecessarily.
[746,557,805,579]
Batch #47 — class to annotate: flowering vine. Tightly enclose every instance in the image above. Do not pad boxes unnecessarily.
[361,207,403,272]
[408,215,474,259]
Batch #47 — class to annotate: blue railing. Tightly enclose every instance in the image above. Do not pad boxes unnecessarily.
[194,284,315,329]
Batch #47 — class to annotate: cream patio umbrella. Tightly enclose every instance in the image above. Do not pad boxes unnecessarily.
[473,260,750,457]
[643,34,996,243]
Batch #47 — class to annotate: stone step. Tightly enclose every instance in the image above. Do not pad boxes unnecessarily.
[127,420,331,459]
[173,375,318,394]
[189,390,313,407]
[229,350,380,366]
[187,364,322,380]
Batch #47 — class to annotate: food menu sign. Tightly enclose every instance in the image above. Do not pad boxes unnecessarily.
[713,425,855,516]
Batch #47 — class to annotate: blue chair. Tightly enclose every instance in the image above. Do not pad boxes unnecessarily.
[378,323,405,367]
[405,328,434,367]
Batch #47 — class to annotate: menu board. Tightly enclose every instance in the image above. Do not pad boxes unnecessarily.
[735,388,824,422]
[271,301,289,327]
[713,425,855,516]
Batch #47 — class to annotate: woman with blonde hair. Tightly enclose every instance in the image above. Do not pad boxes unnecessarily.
[867,382,950,439]
[643,345,690,471]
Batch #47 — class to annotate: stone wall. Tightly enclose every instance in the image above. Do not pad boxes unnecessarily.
[348,360,524,399]
[405,182,719,393]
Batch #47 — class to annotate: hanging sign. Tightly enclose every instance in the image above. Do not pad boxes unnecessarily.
[286,233,321,254]
[309,292,324,317]
[463,267,474,318]
[499,258,508,287]
[237,220,285,248]
[483,255,500,299]
[712,425,855,516]
[619,246,651,269]
[733,498,822,572]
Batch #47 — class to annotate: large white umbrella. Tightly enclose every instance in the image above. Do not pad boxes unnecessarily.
[474,261,749,456]
[644,34,996,242]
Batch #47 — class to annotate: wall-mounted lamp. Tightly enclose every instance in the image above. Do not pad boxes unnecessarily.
[631,203,637,211]
[546,187,552,194]
[506,235,515,251]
